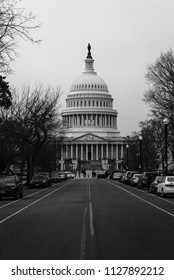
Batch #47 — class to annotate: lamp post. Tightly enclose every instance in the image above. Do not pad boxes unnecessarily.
[139,135,143,173]
[163,117,169,176]
[126,144,129,170]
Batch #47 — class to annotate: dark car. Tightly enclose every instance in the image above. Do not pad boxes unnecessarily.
[38,172,52,186]
[30,174,50,188]
[149,176,164,194]
[0,174,23,200]
[137,172,156,190]
[51,171,61,183]
[58,172,67,181]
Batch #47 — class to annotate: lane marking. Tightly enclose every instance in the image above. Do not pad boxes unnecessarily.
[88,179,94,236]
[0,182,70,224]
[80,207,87,260]
[107,180,174,218]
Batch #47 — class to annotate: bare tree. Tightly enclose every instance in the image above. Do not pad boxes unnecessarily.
[143,48,174,121]
[0,84,65,181]
[0,0,40,74]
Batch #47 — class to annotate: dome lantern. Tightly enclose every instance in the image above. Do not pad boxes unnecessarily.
[83,43,95,74]
[70,44,109,93]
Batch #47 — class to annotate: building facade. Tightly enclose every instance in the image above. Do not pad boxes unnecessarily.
[60,44,126,171]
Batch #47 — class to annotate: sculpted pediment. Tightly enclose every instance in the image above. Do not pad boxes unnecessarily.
[73,133,106,142]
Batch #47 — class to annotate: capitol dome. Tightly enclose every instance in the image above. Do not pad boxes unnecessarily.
[62,44,119,138]
[59,44,125,172]
[70,73,109,93]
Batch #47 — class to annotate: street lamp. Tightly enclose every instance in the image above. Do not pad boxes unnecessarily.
[163,117,169,176]
[139,135,143,173]
[126,144,129,170]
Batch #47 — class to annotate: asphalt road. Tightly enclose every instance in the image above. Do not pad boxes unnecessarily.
[1,178,174,260]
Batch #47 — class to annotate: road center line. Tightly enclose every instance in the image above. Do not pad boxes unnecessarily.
[88,179,94,236]
[0,182,70,224]
[107,180,174,219]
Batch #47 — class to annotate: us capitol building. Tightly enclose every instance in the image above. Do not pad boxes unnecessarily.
[59,44,126,171]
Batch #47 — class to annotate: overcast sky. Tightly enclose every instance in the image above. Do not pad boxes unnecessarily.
[8,0,174,136]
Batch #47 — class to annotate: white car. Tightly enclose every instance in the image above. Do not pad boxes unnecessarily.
[130,174,142,186]
[64,171,75,179]
[156,176,174,197]
[112,172,122,180]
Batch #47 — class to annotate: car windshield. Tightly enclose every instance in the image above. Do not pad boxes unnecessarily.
[167,177,174,182]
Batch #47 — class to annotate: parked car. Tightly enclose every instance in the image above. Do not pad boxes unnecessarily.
[0,174,23,199]
[38,172,52,186]
[137,172,156,190]
[112,172,123,180]
[156,176,174,197]
[30,174,50,188]
[97,170,106,178]
[149,176,164,194]
[51,171,61,183]
[64,171,75,179]
[58,172,67,181]
[130,174,143,187]
[124,171,138,185]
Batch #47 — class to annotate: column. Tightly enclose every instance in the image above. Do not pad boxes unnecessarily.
[121,144,124,159]
[100,115,102,126]
[106,144,108,159]
[82,115,84,126]
[76,144,78,159]
[71,144,73,159]
[81,144,83,160]
[111,144,113,159]
[116,144,118,161]
[61,145,63,160]
[91,144,93,160]
[96,144,98,160]
[72,115,75,127]
[86,144,88,160]
[66,145,68,158]
[105,115,107,127]
[101,144,103,159]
